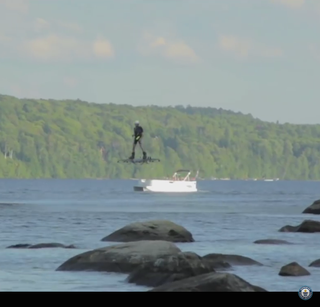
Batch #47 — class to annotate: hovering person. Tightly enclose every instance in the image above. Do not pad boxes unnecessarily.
[128,120,147,160]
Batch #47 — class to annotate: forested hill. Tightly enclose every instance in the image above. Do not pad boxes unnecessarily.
[0,94,319,179]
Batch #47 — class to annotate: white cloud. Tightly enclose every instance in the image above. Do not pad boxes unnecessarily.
[23,34,115,61]
[93,38,114,58]
[0,14,113,62]
[139,32,199,63]
[218,35,283,58]
[32,18,82,33]
[0,0,28,13]
[219,35,251,57]
[270,0,305,9]
[164,40,198,60]
[151,37,166,47]
[24,35,84,60]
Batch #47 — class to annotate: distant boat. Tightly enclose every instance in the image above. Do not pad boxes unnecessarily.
[264,178,279,181]
[133,169,198,192]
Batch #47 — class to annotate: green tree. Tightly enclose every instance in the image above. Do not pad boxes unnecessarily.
[0,93,319,179]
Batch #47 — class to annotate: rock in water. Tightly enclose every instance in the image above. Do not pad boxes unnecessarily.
[279,220,320,233]
[308,259,320,267]
[29,243,75,249]
[253,239,292,245]
[7,243,75,249]
[302,200,320,214]
[101,220,194,243]
[279,262,310,276]
[56,240,181,273]
[148,272,267,292]
[126,251,215,287]
[7,244,32,248]
[202,253,262,266]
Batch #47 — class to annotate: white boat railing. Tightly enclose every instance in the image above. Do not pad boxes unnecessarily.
[171,170,199,181]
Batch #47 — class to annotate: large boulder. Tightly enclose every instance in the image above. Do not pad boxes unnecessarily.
[56,240,181,273]
[101,220,194,243]
[127,251,216,287]
[7,243,75,249]
[309,259,320,267]
[279,220,320,233]
[202,253,262,266]
[148,272,267,292]
[253,239,292,245]
[302,200,320,214]
[279,262,310,276]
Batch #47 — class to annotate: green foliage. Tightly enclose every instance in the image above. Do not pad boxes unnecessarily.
[0,94,320,179]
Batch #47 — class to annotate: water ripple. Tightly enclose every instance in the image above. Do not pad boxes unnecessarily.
[0,179,319,291]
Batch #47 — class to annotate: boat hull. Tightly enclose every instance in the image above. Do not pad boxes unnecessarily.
[134,179,197,192]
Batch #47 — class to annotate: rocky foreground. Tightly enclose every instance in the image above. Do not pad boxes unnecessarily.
[148,273,267,292]
[7,199,320,291]
[56,238,266,291]
[54,202,320,291]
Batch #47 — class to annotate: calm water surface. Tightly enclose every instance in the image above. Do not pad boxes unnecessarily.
[0,179,319,291]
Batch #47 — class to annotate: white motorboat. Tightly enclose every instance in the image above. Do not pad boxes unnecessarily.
[133,169,198,192]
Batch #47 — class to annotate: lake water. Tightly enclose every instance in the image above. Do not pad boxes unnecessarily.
[0,179,319,291]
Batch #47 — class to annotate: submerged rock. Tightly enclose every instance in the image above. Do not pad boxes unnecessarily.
[149,272,267,292]
[302,200,320,215]
[253,239,292,245]
[279,220,320,233]
[7,244,31,248]
[279,262,310,276]
[0,202,23,206]
[126,251,215,287]
[101,220,194,243]
[202,253,263,266]
[56,240,181,273]
[7,243,75,249]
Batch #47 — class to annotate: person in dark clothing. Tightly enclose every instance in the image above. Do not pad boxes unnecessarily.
[129,120,147,160]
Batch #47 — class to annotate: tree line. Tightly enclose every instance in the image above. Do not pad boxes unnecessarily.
[0,93,319,180]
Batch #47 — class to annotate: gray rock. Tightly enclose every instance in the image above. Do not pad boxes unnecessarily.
[126,251,216,287]
[309,259,320,267]
[149,272,267,292]
[279,220,320,233]
[253,239,292,245]
[203,260,231,270]
[279,262,310,276]
[101,220,194,243]
[202,253,263,266]
[7,244,31,248]
[302,199,320,214]
[56,240,181,273]
[29,243,75,249]
[7,243,75,249]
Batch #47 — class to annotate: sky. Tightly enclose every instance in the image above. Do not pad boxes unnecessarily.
[0,0,319,124]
